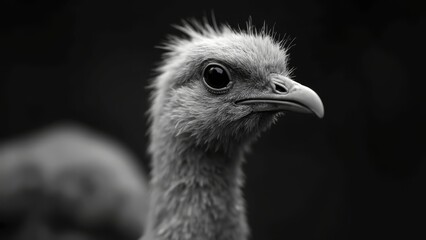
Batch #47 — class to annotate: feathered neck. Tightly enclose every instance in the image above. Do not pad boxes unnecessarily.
[143,128,249,240]
[143,20,281,240]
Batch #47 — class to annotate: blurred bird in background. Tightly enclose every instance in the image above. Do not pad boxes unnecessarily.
[0,123,149,240]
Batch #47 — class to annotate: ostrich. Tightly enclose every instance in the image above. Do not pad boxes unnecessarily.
[0,20,324,240]
[142,20,324,240]
[0,123,149,240]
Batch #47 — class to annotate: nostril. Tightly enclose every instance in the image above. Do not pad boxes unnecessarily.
[274,83,288,94]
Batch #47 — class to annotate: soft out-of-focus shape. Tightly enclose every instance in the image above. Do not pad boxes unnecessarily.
[0,123,149,240]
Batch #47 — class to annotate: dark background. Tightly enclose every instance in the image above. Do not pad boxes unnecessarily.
[1,0,425,239]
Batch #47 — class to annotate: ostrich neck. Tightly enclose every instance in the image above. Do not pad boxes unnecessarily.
[144,131,249,240]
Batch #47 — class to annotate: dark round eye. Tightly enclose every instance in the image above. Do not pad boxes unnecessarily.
[203,63,232,93]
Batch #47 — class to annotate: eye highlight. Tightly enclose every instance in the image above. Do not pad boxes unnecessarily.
[202,63,232,94]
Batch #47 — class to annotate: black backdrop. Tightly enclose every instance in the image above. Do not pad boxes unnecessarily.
[1,0,425,239]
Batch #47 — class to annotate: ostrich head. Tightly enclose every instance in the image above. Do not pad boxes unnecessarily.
[149,21,324,153]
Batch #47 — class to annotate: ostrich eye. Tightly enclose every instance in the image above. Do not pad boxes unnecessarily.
[203,63,232,94]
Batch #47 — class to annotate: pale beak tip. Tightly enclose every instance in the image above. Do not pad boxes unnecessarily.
[295,85,325,119]
[315,105,325,119]
[312,96,325,119]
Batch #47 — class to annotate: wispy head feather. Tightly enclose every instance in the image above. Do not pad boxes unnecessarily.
[158,18,292,54]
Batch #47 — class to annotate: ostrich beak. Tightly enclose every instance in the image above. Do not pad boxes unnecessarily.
[236,74,324,118]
